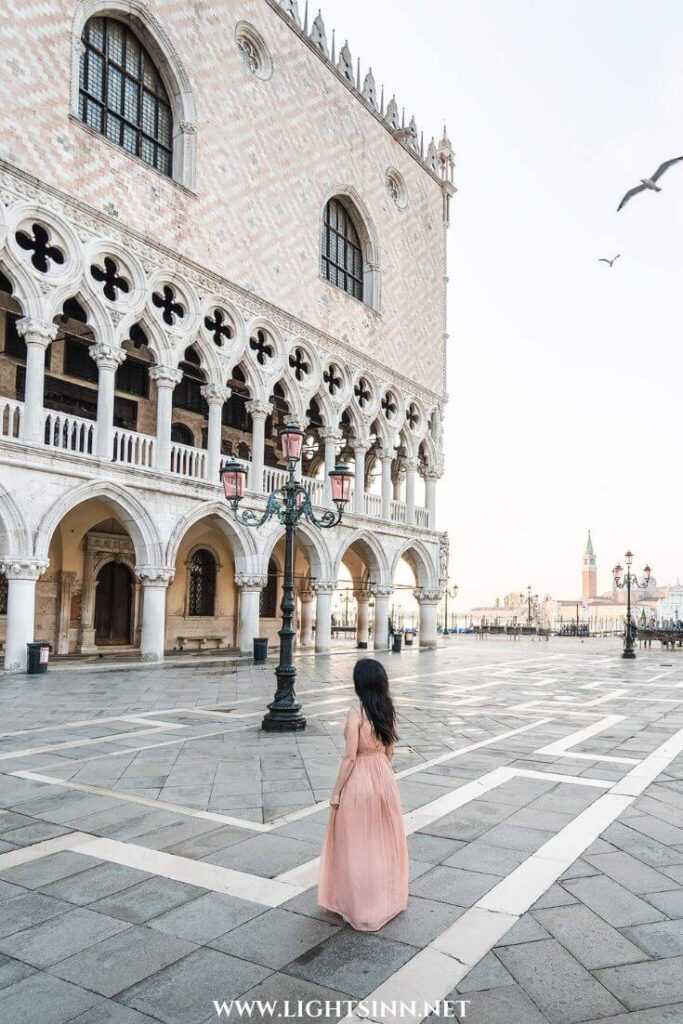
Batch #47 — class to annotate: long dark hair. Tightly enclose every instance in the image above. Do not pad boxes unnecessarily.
[353,658,398,746]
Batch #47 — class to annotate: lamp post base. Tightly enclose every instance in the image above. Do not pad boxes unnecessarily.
[622,650,636,660]
[262,710,307,732]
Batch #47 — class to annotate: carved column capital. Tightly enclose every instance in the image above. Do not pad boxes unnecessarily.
[0,558,49,581]
[319,428,342,445]
[235,572,267,591]
[201,384,231,406]
[414,586,443,604]
[90,343,127,370]
[149,365,183,389]
[16,318,58,347]
[245,399,273,420]
[352,436,372,454]
[370,585,394,598]
[136,566,175,586]
[312,580,337,595]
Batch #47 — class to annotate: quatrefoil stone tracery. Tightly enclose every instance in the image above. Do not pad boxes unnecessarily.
[204,309,234,348]
[289,347,310,381]
[152,285,185,326]
[249,328,274,365]
[91,257,130,302]
[15,223,65,273]
[382,393,398,419]
[324,365,342,396]
[406,403,420,430]
[354,378,371,408]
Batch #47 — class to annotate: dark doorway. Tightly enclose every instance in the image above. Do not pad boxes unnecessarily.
[94,562,132,645]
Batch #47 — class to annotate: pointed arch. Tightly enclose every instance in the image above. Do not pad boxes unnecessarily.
[0,482,31,559]
[321,186,381,310]
[334,529,391,587]
[71,1,198,190]
[34,481,163,565]
[165,501,258,576]
[260,521,334,583]
[391,538,438,590]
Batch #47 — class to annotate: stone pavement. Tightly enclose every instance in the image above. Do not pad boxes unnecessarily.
[1,638,683,1023]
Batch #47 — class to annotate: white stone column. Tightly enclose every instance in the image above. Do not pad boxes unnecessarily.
[380,453,393,521]
[90,343,126,459]
[371,586,394,650]
[235,573,266,653]
[423,469,439,529]
[137,567,174,661]
[16,319,57,444]
[405,458,418,526]
[201,384,231,483]
[246,400,272,492]
[79,546,98,654]
[56,570,76,656]
[149,366,183,472]
[299,590,315,646]
[1,559,48,671]
[313,581,335,654]
[355,590,371,648]
[392,464,405,502]
[320,429,341,507]
[353,438,370,515]
[415,587,442,649]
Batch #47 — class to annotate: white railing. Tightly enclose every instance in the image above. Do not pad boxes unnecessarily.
[364,492,382,518]
[263,465,288,493]
[44,411,96,454]
[390,499,407,524]
[305,477,325,506]
[0,397,23,439]
[415,506,430,529]
[113,427,155,469]
[171,441,206,479]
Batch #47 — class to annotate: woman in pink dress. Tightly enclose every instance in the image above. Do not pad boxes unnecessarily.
[318,658,409,931]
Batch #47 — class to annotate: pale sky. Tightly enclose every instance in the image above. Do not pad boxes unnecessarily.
[324,0,683,609]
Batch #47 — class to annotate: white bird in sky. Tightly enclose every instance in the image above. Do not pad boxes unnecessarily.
[598,254,621,267]
[617,157,683,212]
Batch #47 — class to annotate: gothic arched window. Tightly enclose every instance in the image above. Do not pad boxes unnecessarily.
[260,558,278,618]
[188,549,216,617]
[321,198,364,301]
[79,16,173,177]
[171,423,194,446]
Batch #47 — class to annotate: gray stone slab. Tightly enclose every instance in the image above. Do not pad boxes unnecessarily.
[0,851,94,890]
[532,883,578,909]
[0,953,35,991]
[210,908,338,969]
[497,938,624,1023]
[68,1001,163,1024]
[587,851,681,894]
[442,841,526,875]
[407,833,465,864]
[578,1005,683,1024]
[410,865,500,907]
[0,892,72,938]
[627,815,683,846]
[644,890,683,918]
[202,833,317,876]
[595,957,683,1011]
[603,821,683,869]
[49,925,196,997]
[41,862,152,905]
[0,879,26,901]
[533,904,647,969]
[0,971,99,1024]
[0,822,71,847]
[623,920,683,958]
[455,951,515,993]
[375,896,463,946]
[564,875,666,927]
[495,914,549,945]
[0,906,130,967]
[223,971,351,1021]
[431,984,549,1023]
[149,891,265,943]
[280,887,343,925]
[119,947,271,1024]
[90,877,204,924]
[285,928,416,998]
[162,825,253,859]
[476,822,551,853]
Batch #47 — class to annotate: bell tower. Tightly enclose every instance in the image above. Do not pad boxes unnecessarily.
[582,530,597,601]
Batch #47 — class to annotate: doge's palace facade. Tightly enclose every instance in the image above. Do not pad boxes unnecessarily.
[0,0,453,670]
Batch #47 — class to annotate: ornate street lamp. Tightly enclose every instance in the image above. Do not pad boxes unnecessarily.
[613,551,651,660]
[526,585,538,625]
[442,583,459,636]
[221,423,352,731]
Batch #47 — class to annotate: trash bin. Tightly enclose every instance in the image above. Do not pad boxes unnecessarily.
[392,633,402,653]
[357,640,368,650]
[253,637,268,663]
[26,642,49,675]
[404,632,414,646]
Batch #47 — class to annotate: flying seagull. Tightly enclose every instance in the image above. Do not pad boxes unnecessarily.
[617,157,683,211]
[598,254,621,267]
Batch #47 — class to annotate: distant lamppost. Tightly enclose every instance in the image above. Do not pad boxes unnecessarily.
[526,585,538,625]
[442,584,459,636]
[221,423,353,731]
[613,551,651,660]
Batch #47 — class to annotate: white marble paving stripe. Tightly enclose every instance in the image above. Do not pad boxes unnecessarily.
[0,725,187,762]
[536,713,637,764]
[0,831,94,871]
[0,714,185,739]
[391,654,567,685]
[340,722,683,1024]
[276,763,610,893]
[70,836,302,907]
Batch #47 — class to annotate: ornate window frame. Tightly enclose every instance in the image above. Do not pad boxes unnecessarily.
[70,1,198,192]
[319,188,381,312]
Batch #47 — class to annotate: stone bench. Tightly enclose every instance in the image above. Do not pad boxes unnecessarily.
[177,635,226,652]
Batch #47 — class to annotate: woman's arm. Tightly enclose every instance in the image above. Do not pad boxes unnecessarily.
[330,709,360,806]
[385,742,395,764]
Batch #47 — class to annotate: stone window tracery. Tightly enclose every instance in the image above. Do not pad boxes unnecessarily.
[187,548,216,617]
[90,257,130,302]
[79,16,173,177]
[15,224,65,274]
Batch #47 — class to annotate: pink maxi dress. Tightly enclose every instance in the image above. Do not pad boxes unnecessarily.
[318,705,409,931]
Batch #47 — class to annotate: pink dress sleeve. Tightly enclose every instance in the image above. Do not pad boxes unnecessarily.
[330,708,361,805]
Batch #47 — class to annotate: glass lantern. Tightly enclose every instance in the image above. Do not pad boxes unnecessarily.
[329,462,353,507]
[221,458,247,504]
